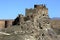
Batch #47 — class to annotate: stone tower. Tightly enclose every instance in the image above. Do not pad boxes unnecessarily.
[12,14,24,25]
[25,4,50,29]
[18,14,24,25]
[34,4,51,29]
[25,4,49,21]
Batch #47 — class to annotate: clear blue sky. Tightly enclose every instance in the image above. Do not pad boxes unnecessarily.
[0,0,60,19]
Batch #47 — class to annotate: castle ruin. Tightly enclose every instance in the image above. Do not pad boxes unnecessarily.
[0,4,50,29]
[0,4,60,40]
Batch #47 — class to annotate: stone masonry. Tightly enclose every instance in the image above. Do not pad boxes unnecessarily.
[0,4,60,40]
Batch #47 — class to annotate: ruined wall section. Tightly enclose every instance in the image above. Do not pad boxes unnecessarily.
[25,8,37,20]
[5,20,13,28]
[0,20,5,29]
[18,14,24,25]
[0,20,13,29]
[12,14,24,25]
[25,8,36,16]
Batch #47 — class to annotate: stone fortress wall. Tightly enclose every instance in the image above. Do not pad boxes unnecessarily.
[0,20,13,29]
[0,4,60,30]
[0,20,5,29]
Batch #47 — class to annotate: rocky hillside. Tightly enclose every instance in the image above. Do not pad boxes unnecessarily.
[0,18,60,40]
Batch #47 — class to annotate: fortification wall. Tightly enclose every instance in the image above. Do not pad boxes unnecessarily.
[0,20,5,29]
[5,20,13,28]
[0,20,13,29]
